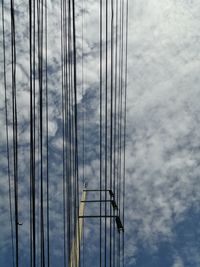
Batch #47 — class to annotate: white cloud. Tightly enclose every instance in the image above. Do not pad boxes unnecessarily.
[172,256,184,267]
[1,0,200,265]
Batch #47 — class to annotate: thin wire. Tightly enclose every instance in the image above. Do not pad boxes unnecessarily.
[122,2,129,266]
[10,0,19,265]
[37,0,45,264]
[29,0,34,265]
[81,0,85,187]
[67,0,72,257]
[105,0,108,266]
[113,0,119,264]
[45,0,50,265]
[110,1,114,266]
[32,0,36,265]
[61,0,67,265]
[2,0,15,266]
[100,0,103,266]
[81,2,85,265]
[72,1,80,265]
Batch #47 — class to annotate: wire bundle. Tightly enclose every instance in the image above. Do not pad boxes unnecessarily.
[2,0,79,266]
[61,0,79,265]
[98,0,129,267]
[1,0,128,266]
[78,0,129,266]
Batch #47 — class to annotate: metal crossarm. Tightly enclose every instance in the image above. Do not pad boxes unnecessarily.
[116,216,124,232]
[111,200,118,210]
[81,199,118,210]
[81,200,111,203]
[78,215,124,232]
[83,189,114,198]
[81,189,124,232]
[79,215,115,218]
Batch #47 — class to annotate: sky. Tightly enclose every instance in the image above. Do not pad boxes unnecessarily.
[1,0,200,266]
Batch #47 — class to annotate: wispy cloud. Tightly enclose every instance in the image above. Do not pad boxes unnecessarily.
[1,0,200,266]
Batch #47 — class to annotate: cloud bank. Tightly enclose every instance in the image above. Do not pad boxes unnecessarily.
[1,0,200,266]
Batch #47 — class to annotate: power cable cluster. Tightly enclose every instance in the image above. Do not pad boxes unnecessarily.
[1,0,128,266]
[79,0,128,267]
[98,0,129,267]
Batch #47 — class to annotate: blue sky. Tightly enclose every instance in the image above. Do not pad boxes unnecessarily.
[1,0,200,266]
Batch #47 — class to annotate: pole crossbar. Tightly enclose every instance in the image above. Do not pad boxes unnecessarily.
[83,190,110,191]
[79,215,115,218]
[81,200,111,203]
[78,215,124,232]
[83,189,114,197]
[81,199,118,210]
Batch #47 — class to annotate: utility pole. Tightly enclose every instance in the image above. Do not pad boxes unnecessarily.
[69,190,87,267]
[69,188,124,267]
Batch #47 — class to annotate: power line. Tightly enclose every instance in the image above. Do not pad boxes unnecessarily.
[2,0,15,266]
[10,0,19,265]
[2,0,128,265]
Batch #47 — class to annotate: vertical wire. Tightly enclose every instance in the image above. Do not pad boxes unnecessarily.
[122,2,129,266]
[81,0,85,188]
[65,0,70,261]
[72,1,80,265]
[36,0,42,263]
[119,1,124,266]
[81,0,86,267]
[36,2,40,263]
[67,2,71,260]
[29,0,34,265]
[61,0,66,265]
[10,0,19,265]
[2,0,15,265]
[45,0,50,264]
[67,7,70,258]
[71,0,76,261]
[119,0,125,232]
[113,0,119,265]
[37,0,45,264]
[100,0,103,266]
[117,0,122,218]
[33,0,36,264]
[110,1,114,266]
[105,0,109,266]
[67,0,72,257]
[68,0,73,256]
[114,0,119,209]
[117,232,120,267]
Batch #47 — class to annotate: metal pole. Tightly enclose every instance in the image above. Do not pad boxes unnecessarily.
[69,190,87,267]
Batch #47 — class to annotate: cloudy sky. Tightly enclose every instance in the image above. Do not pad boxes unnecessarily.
[1,0,200,266]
